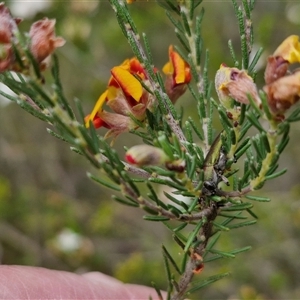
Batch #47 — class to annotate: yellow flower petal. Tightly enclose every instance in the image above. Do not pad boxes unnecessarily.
[162,61,174,75]
[111,66,143,102]
[107,85,118,100]
[85,90,108,127]
[274,35,300,64]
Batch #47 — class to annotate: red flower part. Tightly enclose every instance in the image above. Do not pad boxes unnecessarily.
[128,57,147,79]
[125,153,136,164]
[84,113,110,129]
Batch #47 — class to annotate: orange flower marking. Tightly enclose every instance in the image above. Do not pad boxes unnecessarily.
[163,45,191,85]
[111,66,143,102]
[163,45,191,103]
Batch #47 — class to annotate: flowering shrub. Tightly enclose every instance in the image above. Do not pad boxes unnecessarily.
[1,1,300,299]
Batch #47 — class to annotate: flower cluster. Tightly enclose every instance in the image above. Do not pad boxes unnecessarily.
[0,2,65,73]
[85,46,191,139]
[263,35,300,119]
[215,35,300,121]
[163,45,192,103]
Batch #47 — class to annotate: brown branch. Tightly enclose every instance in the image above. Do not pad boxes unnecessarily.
[121,179,215,222]
[215,185,252,198]
[171,203,218,300]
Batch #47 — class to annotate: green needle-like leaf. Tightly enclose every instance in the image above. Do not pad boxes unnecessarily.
[184,219,205,252]
[186,273,230,294]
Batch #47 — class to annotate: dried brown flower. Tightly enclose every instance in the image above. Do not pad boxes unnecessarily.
[29,18,65,64]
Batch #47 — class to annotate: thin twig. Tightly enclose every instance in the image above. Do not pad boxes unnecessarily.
[171,203,218,300]
[215,185,252,198]
[122,178,215,222]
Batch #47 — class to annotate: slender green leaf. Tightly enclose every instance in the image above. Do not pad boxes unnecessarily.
[227,219,257,229]
[143,215,170,221]
[87,172,120,191]
[208,249,235,258]
[221,202,253,211]
[228,39,239,67]
[246,111,265,132]
[184,219,205,252]
[212,221,230,231]
[112,195,139,207]
[186,273,230,294]
[203,232,221,258]
[265,168,287,180]
[246,195,271,202]
[162,245,182,275]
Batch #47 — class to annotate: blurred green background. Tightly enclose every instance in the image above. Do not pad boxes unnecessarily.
[0,1,300,299]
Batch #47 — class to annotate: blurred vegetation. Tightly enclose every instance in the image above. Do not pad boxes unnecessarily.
[0,0,300,299]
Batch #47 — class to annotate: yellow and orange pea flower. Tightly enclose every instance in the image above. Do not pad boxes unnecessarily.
[84,57,154,139]
[85,46,191,138]
[163,45,192,103]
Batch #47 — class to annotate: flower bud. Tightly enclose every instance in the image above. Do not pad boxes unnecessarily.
[215,64,261,107]
[263,70,300,117]
[125,145,169,167]
[29,18,65,64]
